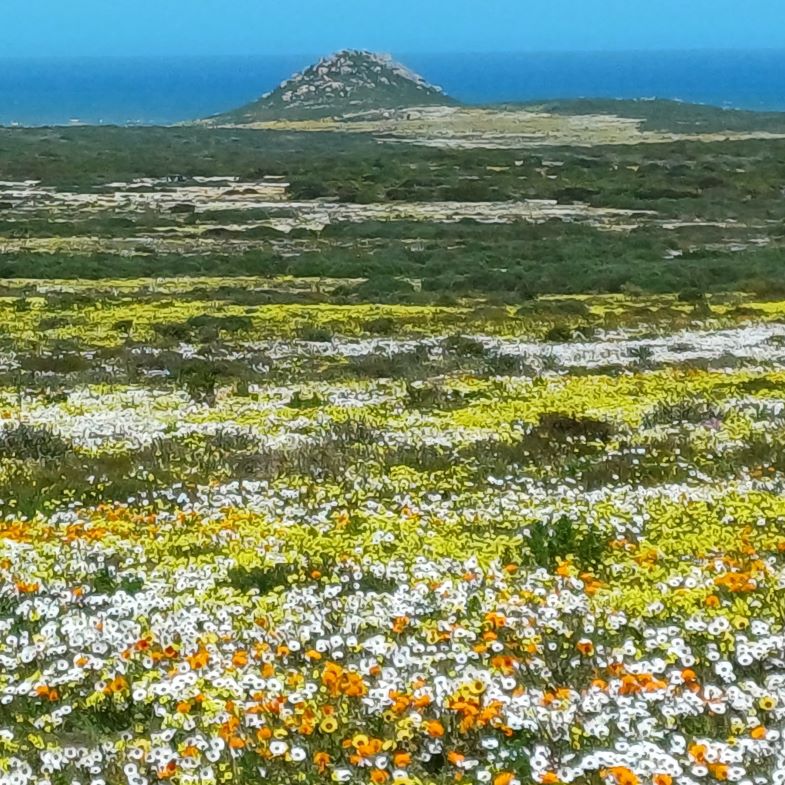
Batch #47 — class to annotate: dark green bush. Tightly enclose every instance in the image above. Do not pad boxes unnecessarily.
[0,423,71,460]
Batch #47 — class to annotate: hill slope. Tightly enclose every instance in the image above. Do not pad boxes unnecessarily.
[210,50,458,123]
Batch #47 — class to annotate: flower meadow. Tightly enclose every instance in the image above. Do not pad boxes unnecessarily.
[2,284,785,785]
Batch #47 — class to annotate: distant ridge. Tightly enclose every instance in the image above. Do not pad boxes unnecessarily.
[209,49,458,123]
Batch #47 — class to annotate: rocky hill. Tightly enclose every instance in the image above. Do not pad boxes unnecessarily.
[210,50,458,123]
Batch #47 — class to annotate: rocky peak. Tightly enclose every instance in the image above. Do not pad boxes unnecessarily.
[212,49,457,122]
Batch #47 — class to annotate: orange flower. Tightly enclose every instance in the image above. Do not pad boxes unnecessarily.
[555,559,574,577]
[709,764,729,781]
[231,650,248,668]
[343,671,368,697]
[393,752,412,768]
[187,645,210,670]
[219,717,240,742]
[653,775,673,785]
[541,774,561,784]
[689,743,707,764]
[602,767,639,785]
[485,612,507,629]
[388,690,411,714]
[493,773,515,785]
[490,654,517,675]
[576,640,594,656]
[313,752,331,773]
[355,738,383,758]
[425,720,445,738]
[103,676,128,696]
[447,751,466,766]
[714,572,755,593]
[751,726,767,740]
[370,770,390,784]
[321,662,367,697]
[580,571,603,595]
[35,685,59,701]
[412,693,432,709]
[157,761,177,780]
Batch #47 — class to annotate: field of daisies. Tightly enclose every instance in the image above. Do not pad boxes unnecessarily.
[2,280,785,785]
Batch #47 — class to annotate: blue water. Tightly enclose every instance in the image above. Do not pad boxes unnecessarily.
[0,50,783,126]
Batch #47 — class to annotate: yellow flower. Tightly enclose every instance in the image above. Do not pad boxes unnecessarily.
[319,716,338,733]
[466,679,486,695]
[351,733,369,748]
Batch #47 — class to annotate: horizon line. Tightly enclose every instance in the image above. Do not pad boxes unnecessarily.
[2,46,785,61]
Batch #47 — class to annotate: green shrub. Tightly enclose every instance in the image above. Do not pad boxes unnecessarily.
[298,325,334,343]
[0,423,71,460]
[535,413,614,443]
[543,325,575,342]
[187,314,254,338]
[21,353,91,375]
[363,316,396,335]
[528,515,608,571]
[152,321,190,342]
[441,334,486,357]
[227,564,291,595]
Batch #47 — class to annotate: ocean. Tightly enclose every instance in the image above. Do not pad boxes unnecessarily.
[0,50,783,126]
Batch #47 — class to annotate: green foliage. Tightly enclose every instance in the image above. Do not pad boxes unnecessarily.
[92,567,145,596]
[441,334,487,357]
[528,515,608,571]
[535,413,614,443]
[543,325,575,342]
[2,123,785,299]
[186,314,254,337]
[20,353,91,375]
[0,424,70,461]
[227,564,292,595]
[298,325,334,342]
[176,359,231,403]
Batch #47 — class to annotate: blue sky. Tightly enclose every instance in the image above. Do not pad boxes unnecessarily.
[3,0,785,57]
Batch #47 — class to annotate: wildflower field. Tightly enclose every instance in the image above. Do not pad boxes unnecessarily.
[1,282,785,785]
